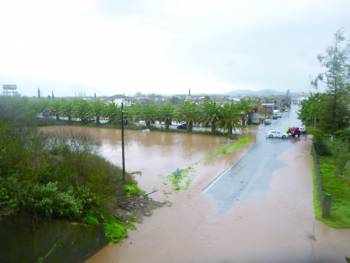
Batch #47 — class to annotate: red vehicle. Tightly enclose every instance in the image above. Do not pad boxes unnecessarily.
[287,127,301,137]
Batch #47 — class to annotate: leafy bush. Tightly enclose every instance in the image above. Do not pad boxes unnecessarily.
[124,184,145,197]
[0,176,20,218]
[104,220,128,243]
[0,97,144,244]
[82,215,99,225]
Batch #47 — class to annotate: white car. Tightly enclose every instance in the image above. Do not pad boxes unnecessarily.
[266,130,289,139]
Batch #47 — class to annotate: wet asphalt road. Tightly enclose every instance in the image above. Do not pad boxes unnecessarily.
[205,105,303,213]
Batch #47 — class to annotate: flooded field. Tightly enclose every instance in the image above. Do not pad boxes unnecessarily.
[41,113,350,262]
[40,127,247,201]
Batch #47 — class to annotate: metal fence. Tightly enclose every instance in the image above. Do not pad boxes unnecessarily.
[311,144,332,218]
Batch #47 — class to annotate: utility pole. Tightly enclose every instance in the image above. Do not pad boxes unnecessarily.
[121,102,126,182]
[37,88,41,98]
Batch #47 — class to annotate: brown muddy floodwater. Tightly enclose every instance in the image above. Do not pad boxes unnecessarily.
[41,125,350,263]
[40,126,242,201]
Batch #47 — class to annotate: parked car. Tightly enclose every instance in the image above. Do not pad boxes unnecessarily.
[177,122,187,129]
[264,119,272,125]
[266,130,289,139]
[287,127,301,137]
[299,126,306,134]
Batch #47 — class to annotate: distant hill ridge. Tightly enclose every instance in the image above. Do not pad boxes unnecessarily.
[225,89,286,97]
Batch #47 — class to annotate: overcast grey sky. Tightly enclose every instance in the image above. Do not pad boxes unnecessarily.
[0,0,349,97]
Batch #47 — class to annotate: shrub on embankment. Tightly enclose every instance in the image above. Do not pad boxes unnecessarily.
[0,97,142,242]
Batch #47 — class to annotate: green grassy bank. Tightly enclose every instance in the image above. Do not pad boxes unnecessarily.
[312,154,350,228]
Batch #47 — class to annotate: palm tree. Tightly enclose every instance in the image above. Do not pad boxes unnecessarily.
[102,102,119,125]
[92,100,104,124]
[61,100,74,121]
[141,104,157,128]
[73,100,93,124]
[159,103,174,129]
[238,99,258,127]
[202,100,220,133]
[219,103,241,135]
[181,101,199,132]
[49,99,63,121]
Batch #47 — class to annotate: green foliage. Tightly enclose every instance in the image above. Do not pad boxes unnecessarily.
[0,98,150,245]
[82,214,99,225]
[311,152,322,221]
[205,136,252,162]
[301,30,350,135]
[202,101,220,133]
[0,99,123,221]
[317,156,350,227]
[167,167,195,192]
[141,104,157,128]
[104,220,128,243]
[124,183,145,197]
[102,103,119,124]
[1,95,261,136]
[180,101,200,132]
[0,176,20,218]
[219,103,240,135]
[159,103,174,129]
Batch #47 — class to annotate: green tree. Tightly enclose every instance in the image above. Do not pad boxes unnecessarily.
[181,101,199,132]
[141,104,157,128]
[299,93,326,128]
[49,99,63,121]
[73,100,92,124]
[159,103,174,129]
[102,103,119,125]
[92,100,104,124]
[219,103,241,135]
[202,100,220,133]
[61,100,74,121]
[238,99,256,126]
[313,29,350,134]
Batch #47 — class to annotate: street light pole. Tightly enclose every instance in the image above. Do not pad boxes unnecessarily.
[121,102,126,182]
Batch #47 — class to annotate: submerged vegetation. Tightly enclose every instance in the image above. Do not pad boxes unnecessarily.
[165,135,253,192]
[205,135,252,163]
[0,97,145,242]
[167,167,195,192]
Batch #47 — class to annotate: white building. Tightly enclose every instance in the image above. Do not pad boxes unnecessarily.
[2,84,20,96]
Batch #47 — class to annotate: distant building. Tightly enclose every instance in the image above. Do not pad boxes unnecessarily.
[227,97,241,103]
[259,103,275,117]
[104,95,133,106]
[185,89,192,102]
[2,84,20,97]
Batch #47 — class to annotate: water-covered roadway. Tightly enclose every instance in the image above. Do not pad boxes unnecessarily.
[53,107,349,263]
[205,106,302,213]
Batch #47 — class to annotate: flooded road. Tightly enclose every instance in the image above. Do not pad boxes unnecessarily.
[43,107,350,263]
[40,126,244,201]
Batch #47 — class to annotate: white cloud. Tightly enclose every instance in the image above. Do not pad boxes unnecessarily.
[0,0,349,96]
